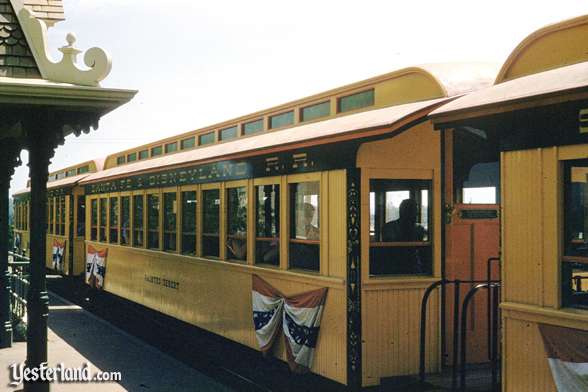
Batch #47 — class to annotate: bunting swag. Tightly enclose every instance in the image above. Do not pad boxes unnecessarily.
[539,323,588,391]
[252,275,284,353]
[85,245,108,290]
[51,239,66,272]
[252,275,328,372]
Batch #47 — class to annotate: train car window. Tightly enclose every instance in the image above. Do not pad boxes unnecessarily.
[151,146,163,157]
[133,195,144,247]
[181,191,196,255]
[163,192,177,252]
[219,126,237,141]
[109,197,119,244]
[99,198,107,242]
[116,156,125,165]
[563,160,588,309]
[49,198,54,234]
[202,189,220,258]
[77,165,89,174]
[147,194,160,249]
[127,152,137,162]
[61,196,66,235]
[121,196,130,245]
[289,182,320,271]
[165,142,177,154]
[269,111,294,129]
[77,196,85,237]
[369,179,432,276]
[181,137,195,150]
[138,150,148,160]
[226,187,247,261]
[66,169,76,177]
[90,199,98,241]
[199,132,215,146]
[453,127,500,204]
[255,184,280,266]
[301,101,330,122]
[337,89,374,113]
[25,202,28,230]
[242,119,264,136]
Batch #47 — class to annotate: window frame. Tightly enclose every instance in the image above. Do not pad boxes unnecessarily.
[131,191,146,249]
[162,187,180,253]
[225,180,249,263]
[179,185,199,256]
[253,177,281,268]
[286,173,323,274]
[146,190,162,250]
[119,192,131,246]
[361,168,437,282]
[201,183,222,259]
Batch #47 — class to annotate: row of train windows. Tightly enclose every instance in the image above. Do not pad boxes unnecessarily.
[88,182,321,272]
[115,89,375,166]
[49,165,90,182]
[47,196,67,236]
[14,202,28,231]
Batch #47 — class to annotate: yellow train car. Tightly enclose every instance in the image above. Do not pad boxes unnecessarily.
[431,14,588,392]
[13,159,104,276]
[77,63,497,387]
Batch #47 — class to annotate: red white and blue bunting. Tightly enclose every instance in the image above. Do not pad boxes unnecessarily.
[85,245,107,290]
[252,275,328,372]
[539,323,588,391]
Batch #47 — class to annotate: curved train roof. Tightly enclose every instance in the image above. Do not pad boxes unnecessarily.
[431,14,588,122]
[82,62,498,184]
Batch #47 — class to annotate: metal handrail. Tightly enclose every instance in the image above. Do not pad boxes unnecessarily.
[459,282,501,391]
[419,278,501,389]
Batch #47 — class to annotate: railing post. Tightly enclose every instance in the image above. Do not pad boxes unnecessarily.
[0,142,20,349]
[451,280,461,391]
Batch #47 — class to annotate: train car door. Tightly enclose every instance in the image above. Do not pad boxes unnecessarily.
[444,128,501,364]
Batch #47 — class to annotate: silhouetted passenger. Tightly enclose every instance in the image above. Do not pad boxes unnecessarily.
[381,199,426,242]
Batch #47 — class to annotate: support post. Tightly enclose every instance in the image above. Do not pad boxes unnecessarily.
[0,141,21,348]
[346,168,362,390]
[25,114,59,392]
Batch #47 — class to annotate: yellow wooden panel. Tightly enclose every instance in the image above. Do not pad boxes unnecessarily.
[502,317,555,392]
[95,243,347,384]
[502,149,543,305]
[540,147,560,308]
[356,121,440,170]
[73,237,86,275]
[327,170,347,279]
[362,285,440,386]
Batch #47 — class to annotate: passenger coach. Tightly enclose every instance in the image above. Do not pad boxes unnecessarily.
[13,159,103,276]
[431,14,588,392]
[77,64,496,387]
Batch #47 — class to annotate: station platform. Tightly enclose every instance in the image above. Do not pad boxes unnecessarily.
[0,291,233,392]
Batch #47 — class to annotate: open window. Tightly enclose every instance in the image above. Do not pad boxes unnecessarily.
[369,179,432,276]
[289,181,320,272]
[563,160,588,309]
[202,188,220,258]
[226,186,247,262]
[453,127,500,204]
[255,184,280,266]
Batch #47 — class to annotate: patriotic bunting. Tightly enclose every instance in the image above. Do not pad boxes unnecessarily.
[51,239,66,272]
[252,275,328,372]
[85,245,108,290]
[539,323,588,391]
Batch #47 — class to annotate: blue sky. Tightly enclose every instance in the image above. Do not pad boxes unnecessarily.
[9,0,588,193]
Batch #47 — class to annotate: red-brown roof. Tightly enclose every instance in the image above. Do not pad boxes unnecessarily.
[430,60,588,122]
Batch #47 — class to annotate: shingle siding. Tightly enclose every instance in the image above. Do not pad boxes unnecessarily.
[0,0,40,78]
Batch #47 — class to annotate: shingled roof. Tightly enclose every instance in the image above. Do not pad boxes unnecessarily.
[0,0,40,78]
